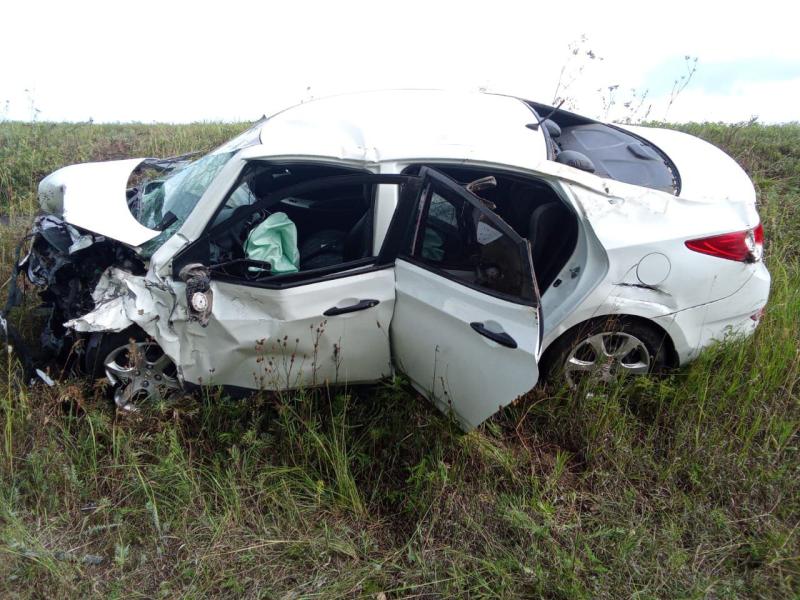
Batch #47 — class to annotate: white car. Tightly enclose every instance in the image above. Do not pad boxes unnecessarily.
[10,90,770,429]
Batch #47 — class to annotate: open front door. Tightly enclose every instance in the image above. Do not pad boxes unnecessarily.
[390,167,542,429]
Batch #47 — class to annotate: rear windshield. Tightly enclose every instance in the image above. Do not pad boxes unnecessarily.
[527,102,680,195]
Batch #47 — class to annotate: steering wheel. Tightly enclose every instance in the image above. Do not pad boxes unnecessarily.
[238,208,267,241]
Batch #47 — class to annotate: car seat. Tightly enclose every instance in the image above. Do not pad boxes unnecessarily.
[527,201,578,291]
[298,211,372,269]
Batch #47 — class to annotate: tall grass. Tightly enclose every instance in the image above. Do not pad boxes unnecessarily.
[0,120,798,598]
[0,121,245,217]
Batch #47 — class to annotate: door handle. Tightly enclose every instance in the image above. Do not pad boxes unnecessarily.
[470,322,518,349]
[323,299,380,317]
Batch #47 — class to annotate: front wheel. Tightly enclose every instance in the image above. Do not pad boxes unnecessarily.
[103,341,180,411]
[542,318,669,388]
[85,328,180,410]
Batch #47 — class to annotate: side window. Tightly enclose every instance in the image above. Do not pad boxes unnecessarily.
[211,180,257,228]
[409,182,534,302]
[419,191,460,262]
[202,166,381,283]
[428,191,457,226]
[211,167,294,227]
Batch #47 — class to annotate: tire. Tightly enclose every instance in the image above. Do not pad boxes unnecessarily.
[541,317,670,388]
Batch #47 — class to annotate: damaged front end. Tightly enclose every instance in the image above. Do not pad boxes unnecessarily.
[4,214,147,374]
[1,154,193,381]
[3,121,265,392]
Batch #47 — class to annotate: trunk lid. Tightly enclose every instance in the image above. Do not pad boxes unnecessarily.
[622,125,756,205]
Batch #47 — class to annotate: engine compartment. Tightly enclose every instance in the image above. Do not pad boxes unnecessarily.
[12,215,145,368]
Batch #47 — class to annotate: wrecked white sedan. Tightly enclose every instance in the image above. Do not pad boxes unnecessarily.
[6,90,770,429]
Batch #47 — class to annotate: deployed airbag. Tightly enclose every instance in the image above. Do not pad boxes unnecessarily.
[243,212,300,273]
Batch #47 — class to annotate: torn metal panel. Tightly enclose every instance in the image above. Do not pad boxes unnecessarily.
[67,268,177,334]
[66,267,186,377]
[64,269,138,333]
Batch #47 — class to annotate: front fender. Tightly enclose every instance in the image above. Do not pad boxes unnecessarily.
[66,267,186,375]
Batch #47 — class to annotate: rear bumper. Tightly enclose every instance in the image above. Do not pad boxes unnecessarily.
[655,262,770,365]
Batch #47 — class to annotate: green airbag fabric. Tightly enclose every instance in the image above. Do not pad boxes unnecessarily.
[243,212,300,273]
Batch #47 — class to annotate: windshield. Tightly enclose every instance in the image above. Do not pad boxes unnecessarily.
[134,120,264,257]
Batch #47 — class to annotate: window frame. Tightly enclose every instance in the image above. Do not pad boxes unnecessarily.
[171,172,419,290]
[399,167,540,308]
[202,160,374,238]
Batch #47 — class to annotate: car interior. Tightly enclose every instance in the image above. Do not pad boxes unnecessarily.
[199,162,579,294]
[404,165,580,293]
[205,163,377,280]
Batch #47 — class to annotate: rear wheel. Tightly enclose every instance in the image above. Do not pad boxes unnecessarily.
[542,318,669,388]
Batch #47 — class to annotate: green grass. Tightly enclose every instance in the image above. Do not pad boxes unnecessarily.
[0,120,799,598]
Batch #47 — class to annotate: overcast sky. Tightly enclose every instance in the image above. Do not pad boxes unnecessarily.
[1,0,798,124]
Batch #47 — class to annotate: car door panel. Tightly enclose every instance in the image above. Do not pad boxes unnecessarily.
[392,260,540,428]
[178,267,395,389]
[389,167,542,429]
[169,173,419,391]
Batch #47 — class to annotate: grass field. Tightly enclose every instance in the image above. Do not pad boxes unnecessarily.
[0,120,798,598]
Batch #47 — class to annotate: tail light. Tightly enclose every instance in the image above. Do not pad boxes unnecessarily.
[685,223,763,262]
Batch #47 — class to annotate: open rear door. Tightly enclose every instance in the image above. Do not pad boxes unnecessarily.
[390,167,542,429]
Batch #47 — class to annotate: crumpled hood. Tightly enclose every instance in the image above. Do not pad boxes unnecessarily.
[38,158,162,247]
[622,125,756,204]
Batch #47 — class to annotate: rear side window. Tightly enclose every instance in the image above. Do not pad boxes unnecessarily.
[408,182,535,303]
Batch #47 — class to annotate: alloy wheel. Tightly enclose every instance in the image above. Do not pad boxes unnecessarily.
[563,332,651,388]
[104,341,179,410]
